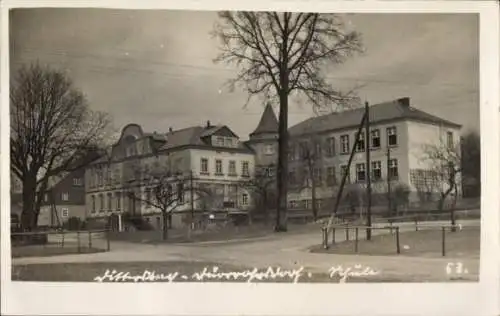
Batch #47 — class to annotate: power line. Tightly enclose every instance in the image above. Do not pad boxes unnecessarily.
[15,46,479,92]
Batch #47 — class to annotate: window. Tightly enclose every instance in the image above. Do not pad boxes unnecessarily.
[116,192,121,211]
[215,159,223,175]
[371,129,381,149]
[371,161,382,181]
[265,166,274,178]
[106,168,112,184]
[340,135,350,154]
[355,132,365,152]
[315,199,322,210]
[61,192,69,201]
[387,127,397,146]
[241,193,249,206]
[143,164,150,180]
[326,167,337,186]
[288,171,296,185]
[325,137,336,157]
[298,141,309,159]
[341,165,350,183]
[44,194,49,202]
[99,194,104,212]
[313,167,322,184]
[389,159,399,179]
[61,208,69,218]
[145,189,151,208]
[216,136,224,146]
[177,183,184,203]
[91,195,96,213]
[224,137,234,147]
[200,158,209,174]
[264,144,274,155]
[288,200,298,209]
[107,193,112,211]
[242,161,250,177]
[288,145,296,161]
[304,199,311,209]
[228,160,237,176]
[446,131,453,149]
[356,163,366,182]
[314,142,322,158]
[97,168,103,186]
[73,178,83,186]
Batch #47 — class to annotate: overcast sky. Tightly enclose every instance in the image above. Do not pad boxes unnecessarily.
[9,9,479,139]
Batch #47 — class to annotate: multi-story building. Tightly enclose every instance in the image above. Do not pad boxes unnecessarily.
[85,122,255,229]
[11,166,89,228]
[250,97,462,213]
[83,97,463,227]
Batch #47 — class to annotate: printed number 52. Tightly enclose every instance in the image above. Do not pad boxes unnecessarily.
[446,262,468,275]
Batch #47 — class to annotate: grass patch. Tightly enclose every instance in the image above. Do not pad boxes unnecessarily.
[11,261,471,283]
[310,227,480,258]
[11,246,106,258]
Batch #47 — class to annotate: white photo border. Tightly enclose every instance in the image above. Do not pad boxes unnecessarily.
[1,1,498,315]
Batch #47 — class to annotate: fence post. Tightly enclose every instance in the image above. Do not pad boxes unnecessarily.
[414,217,418,231]
[88,231,92,249]
[332,227,336,244]
[322,227,328,249]
[389,222,393,234]
[355,227,359,253]
[77,231,81,253]
[61,231,65,248]
[441,226,446,257]
[106,229,110,251]
[396,227,400,254]
[345,225,350,241]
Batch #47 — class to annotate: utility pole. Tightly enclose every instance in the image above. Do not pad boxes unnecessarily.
[365,101,372,240]
[387,146,392,216]
[190,170,195,228]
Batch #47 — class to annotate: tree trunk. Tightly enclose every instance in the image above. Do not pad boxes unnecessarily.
[161,211,169,240]
[21,177,38,231]
[275,88,289,231]
[450,184,458,232]
[311,182,318,222]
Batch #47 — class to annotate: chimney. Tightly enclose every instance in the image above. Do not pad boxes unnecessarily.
[169,127,173,133]
[206,120,211,128]
[398,97,410,107]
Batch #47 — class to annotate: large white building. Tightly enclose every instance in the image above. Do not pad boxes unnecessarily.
[85,122,256,229]
[284,97,462,212]
[84,96,462,227]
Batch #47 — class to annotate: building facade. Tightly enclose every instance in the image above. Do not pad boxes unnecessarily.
[11,168,88,228]
[250,97,462,213]
[85,122,255,229]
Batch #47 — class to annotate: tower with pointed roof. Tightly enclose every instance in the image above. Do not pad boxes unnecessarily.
[247,103,279,171]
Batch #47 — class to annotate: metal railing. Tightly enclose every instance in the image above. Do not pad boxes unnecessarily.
[321,223,479,257]
[11,229,110,257]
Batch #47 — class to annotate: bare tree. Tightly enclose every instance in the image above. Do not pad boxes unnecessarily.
[292,137,323,221]
[213,12,363,231]
[241,166,276,224]
[10,63,110,230]
[421,140,461,229]
[125,161,213,240]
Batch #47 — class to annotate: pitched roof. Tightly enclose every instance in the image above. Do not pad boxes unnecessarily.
[250,103,279,136]
[159,125,251,152]
[288,97,461,136]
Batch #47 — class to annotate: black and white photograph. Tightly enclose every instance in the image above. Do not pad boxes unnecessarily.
[1,1,499,315]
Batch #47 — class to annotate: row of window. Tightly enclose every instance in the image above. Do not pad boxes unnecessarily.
[288,159,399,186]
[200,158,250,177]
[290,126,398,161]
[212,136,238,148]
